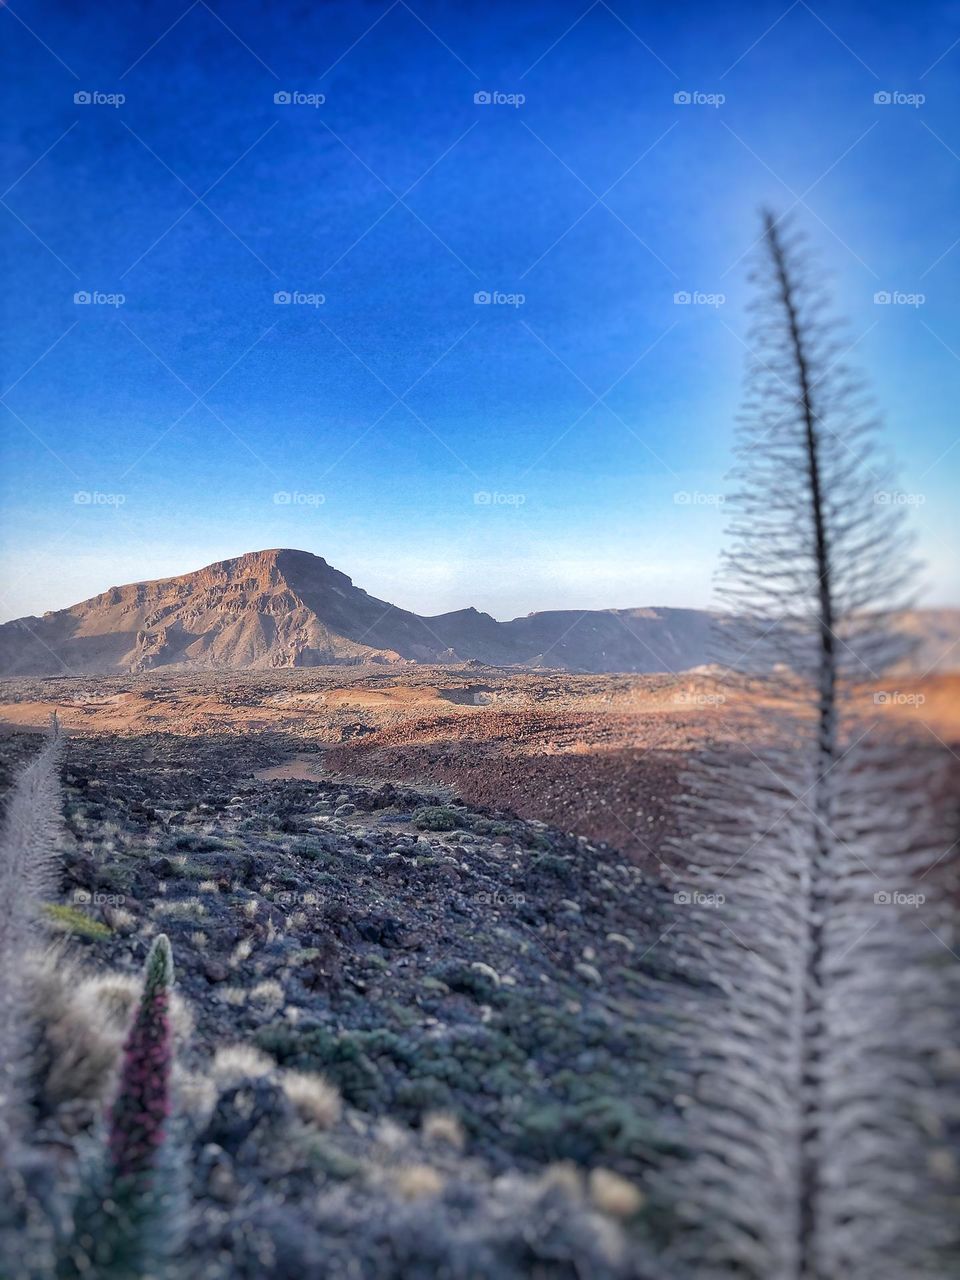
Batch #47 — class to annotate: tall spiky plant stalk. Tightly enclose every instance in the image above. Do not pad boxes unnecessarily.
[0,716,63,1143]
[660,213,958,1280]
[766,211,835,1266]
[107,933,175,1183]
[61,934,181,1280]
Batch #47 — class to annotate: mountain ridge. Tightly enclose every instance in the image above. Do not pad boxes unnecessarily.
[1,548,957,677]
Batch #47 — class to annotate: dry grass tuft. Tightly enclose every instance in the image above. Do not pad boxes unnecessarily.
[421,1110,465,1151]
[153,896,206,920]
[210,1043,276,1089]
[24,949,192,1110]
[249,979,284,1012]
[175,1067,217,1122]
[588,1168,645,1218]
[215,985,248,1006]
[538,1161,584,1198]
[281,1070,341,1129]
[390,1163,445,1200]
[103,905,136,934]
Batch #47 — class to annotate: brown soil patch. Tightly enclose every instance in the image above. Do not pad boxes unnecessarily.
[2,667,957,868]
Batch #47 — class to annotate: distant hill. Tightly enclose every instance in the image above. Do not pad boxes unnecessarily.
[0,548,956,677]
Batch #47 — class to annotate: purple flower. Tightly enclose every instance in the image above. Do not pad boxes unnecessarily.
[106,935,174,1186]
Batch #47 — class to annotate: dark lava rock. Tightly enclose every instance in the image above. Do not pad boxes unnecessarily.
[202,1080,292,1161]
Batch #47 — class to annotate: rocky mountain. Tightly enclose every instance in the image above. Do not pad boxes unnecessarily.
[0,548,956,677]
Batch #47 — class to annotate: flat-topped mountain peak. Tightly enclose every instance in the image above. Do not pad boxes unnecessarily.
[1,549,956,678]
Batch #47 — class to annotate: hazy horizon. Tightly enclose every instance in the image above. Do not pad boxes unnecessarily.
[0,541,738,624]
[3,540,960,630]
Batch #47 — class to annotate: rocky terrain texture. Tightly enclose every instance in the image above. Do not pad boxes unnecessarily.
[1,547,957,677]
[2,665,956,867]
[1,727,691,1278]
[1,673,955,1276]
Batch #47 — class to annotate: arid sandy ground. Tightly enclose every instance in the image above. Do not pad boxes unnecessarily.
[3,666,957,868]
[2,668,958,1276]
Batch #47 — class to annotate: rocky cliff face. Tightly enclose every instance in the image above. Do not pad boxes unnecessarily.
[0,548,956,677]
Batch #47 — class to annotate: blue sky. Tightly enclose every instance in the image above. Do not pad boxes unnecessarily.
[2,0,958,621]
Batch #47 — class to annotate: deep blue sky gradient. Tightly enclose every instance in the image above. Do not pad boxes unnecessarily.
[2,0,958,619]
